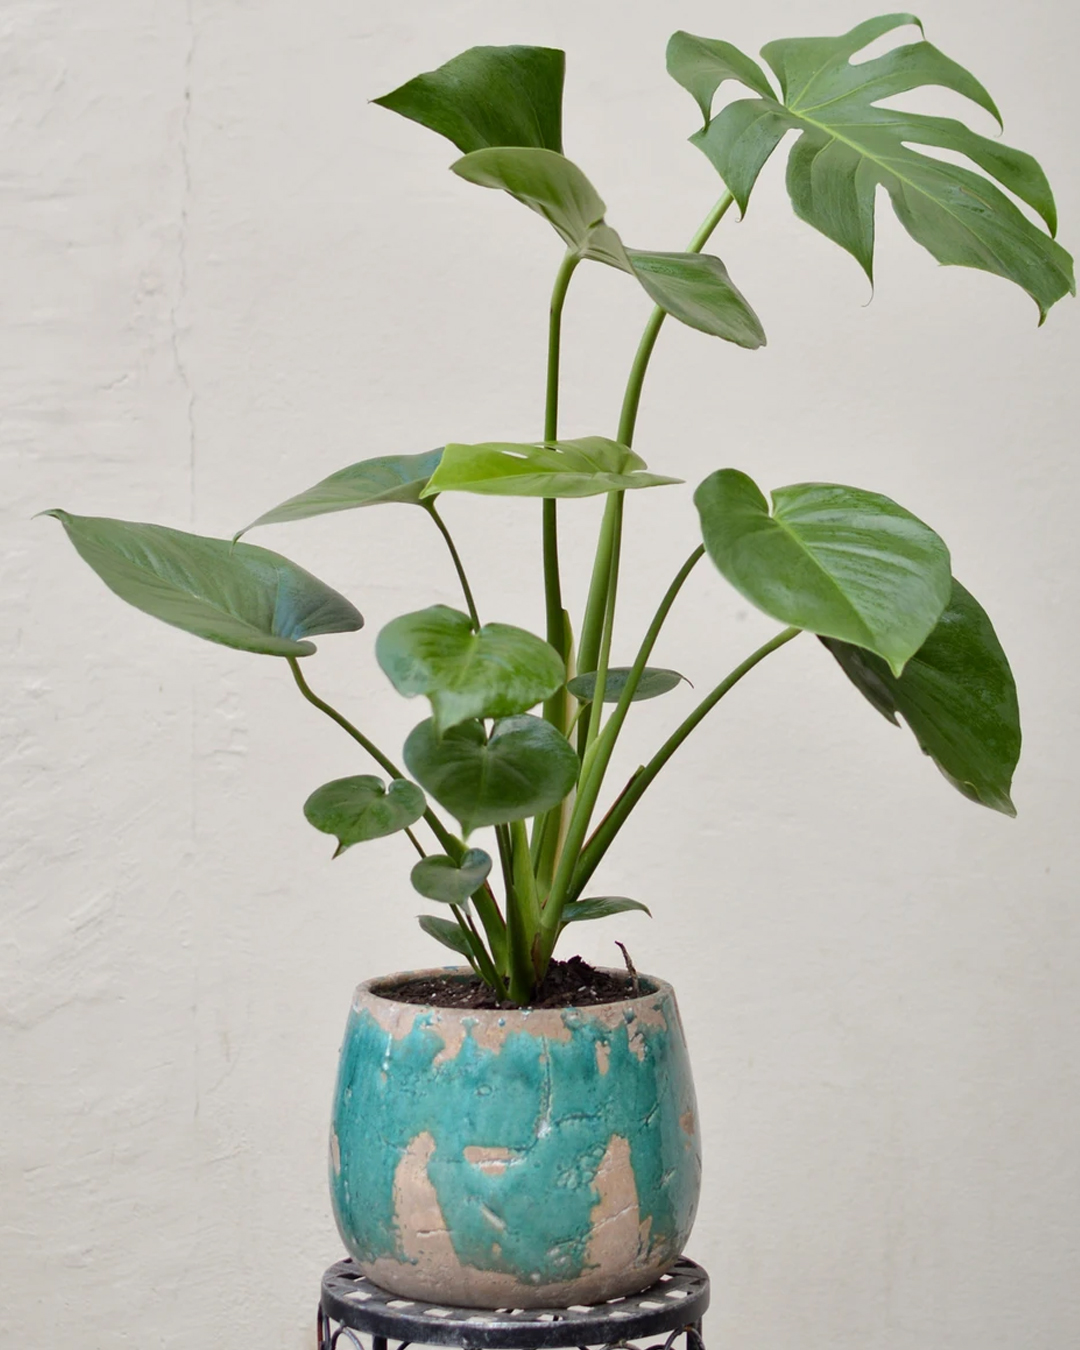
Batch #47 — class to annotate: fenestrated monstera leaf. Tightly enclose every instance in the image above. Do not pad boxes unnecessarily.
[423,437,681,499]
[42,511,363,658]
[694,470,952,676]
[668,15,1075,320]
[452,146,766,347]
[235,450,443,540]
[822,579,1020,814]
[373,45,565,154]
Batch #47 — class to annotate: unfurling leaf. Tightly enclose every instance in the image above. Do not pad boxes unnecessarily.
[235,450,443,539]
[822,579,1020,814]
[42,511,362,657]
[423,438,680,499]
[568,667,688,704]
[451,147,766,347]
[418,914,475,958]
[669,15,1074,319]
[376,606,566,732]
[374,45,565,154]
[303,776,426,856]
[694,470,952,675]
[404,715,579,835]
[411,849,493,904]
[561,896,652,924]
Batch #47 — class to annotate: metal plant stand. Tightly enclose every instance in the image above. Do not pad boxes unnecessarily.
[318,1256,710,1350]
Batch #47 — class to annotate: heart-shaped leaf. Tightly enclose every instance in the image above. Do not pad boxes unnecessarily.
[568,667,688,704]
[42,511,363,657]
[669,17,1074,319]
[418,914,474,958]
[404,715,579,835]
[235,450,443,539]
[422,437,680,499]
[303,775,426,856]
[822,579,1020,814]
[376,606,566,732]
[411,849,493,904]
[694,470,952,676]
[452,147,767,347]
[561,896,652,923]
[374,45,565,154]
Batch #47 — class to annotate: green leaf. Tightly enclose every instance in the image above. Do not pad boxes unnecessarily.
[42,511,363,658]
[422,437,681,499]
[694,470,951,676]
[625,251,766,348]
[235,450,443,539]
[404,715,579,835]
[417,914,475,958]
[373,45,565,154]
[822,579,1020,815]
[376,605,566,733]
[452,147,767,347]
[303,775,426,856]
[675,14,1074,318]
[666,30,776,121]
[561,896,653,923]
[411,849,493,904]
[568,667,688,704]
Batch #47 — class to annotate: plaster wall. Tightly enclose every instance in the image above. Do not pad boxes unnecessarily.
[2,1,1078,1346]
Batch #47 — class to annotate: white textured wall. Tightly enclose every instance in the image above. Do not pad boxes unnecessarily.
[3,2,1078,1346]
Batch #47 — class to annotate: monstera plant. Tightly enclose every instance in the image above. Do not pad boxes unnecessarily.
[45,17,1072,1007]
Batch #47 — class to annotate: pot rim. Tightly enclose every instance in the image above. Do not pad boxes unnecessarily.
[353,965,675,1021]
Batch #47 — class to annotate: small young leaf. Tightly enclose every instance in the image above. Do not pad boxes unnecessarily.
[374,45,565,155]
[235,450,443,539]
[423,438,680,499]
[694,470,952,676]
[404,715,579,835]
[561,896,652,923]
[568,667,688,704]
[418,914,475,958]
[42,511,363,657]
[822,579,1020,815]
[673,15,1074,317]
[411,849,493,904]
[376,606,566,733]
[303,776,426,856]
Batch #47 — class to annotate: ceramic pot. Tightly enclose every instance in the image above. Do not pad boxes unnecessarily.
[329,968,700,1309]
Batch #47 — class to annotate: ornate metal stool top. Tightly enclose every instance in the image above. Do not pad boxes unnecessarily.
[319,1256,710,1350]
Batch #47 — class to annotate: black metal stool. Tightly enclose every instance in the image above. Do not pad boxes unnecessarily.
[318,1256,710,1350]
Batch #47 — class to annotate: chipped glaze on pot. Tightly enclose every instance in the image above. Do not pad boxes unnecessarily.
[329,968,700,1309]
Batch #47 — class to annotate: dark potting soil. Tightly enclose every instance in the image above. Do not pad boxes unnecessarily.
[382,956,646,1010]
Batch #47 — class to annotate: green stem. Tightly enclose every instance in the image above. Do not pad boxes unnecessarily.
[405,828,426,859]
[577,191,735,688]
[426,501,480,629]
[540,546,707,952]
[572,626,802,898]
[287,657,507,963]
[584,493,623,755]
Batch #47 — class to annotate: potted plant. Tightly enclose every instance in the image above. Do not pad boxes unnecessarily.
[41,16,1071,1311]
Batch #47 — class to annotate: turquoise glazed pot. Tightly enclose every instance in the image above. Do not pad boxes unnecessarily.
[329,968,700,1309]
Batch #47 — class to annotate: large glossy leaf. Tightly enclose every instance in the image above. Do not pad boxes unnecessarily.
[670,16,1074,319]
[43,511,363,657]
[235,450,443,539]
[822,579,1020,814]
[452,147,766,347]
[418,914,474,958]
[376,605,566,732]
[373,45,565,154]
[567,667,688,704]
[404,715,579,835]
[304,775,426,856]
[694,470,951,675]
[422,437,681,499]
[411,849,493,904]
[561,896,652,923]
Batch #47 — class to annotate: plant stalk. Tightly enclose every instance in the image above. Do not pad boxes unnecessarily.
[425,501,480,629]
